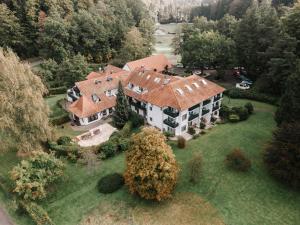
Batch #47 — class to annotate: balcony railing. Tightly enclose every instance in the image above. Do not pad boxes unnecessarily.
[163,108,179,118]
[213,105,220,111]
[188,113,199,121]
[163,119,179,128]
[130,101,146,110]
[202,108,210,116]
[189,104,200,111]
[203,99,211,106]
[214,95,221,102]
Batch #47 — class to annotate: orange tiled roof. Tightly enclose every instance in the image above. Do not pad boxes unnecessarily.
[124,54,172,72]
[86,65,124,80]
[125,68,225,111]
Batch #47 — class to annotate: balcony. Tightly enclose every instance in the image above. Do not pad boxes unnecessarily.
[131,101,146,110]
[202,108,210,116]
[189,104,200,111]
[163,108,179,118]
[203,99,211,106]
[214,95,221,102]
[188,113,199,121]
[213,105,220,111]
[163,118,179,128]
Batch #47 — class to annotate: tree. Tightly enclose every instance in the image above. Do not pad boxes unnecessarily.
[58,54,90,87]
[282,2,300,56]
[39,15,71,62]
[0,3,23,52]
[264,122,300,189]
[0,49,51,152]
[216,13,238,38]
[38,59,59,88]
[235,0,281,80]
[193,16,216,32]
[275,61,300,125]
[10,151,64,200]
[124,127,179,201]
[112,81,130,128]
[138,18,155,55]
[181,30,236,71]
[118,27,149,64]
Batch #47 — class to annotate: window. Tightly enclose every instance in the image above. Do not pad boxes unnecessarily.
[150,117,153,121]
[181,125,187,132]
[182,114,187,121]
[88,114,98,122]
[176,88,184,95]
[150,106,153,111]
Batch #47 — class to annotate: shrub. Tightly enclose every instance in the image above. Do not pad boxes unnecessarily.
[100,141,117,159]
[118,138,130,152]
[211,116,217,123]
[48,86,67,95]
[19,201,54,225]
[200,122,206,129]
[129,111,144,128]
[124,127,179,201]
[188,127,196,135]
[177,136,186,149]
[57,136,72,145]
[228,114,240,123]
[97,173,124,194]
[225,149,251,172]
[193,134,200,139]
[48,141,80,161]
[188,154,203,184]
[245,102,254,114]
[200,130,206,135]
[164,131,175,140]
[264,122,300,189]
[219,105,231,119]
[50,114,70,125]
[10,151,64,200]
[232,107,249,121]
[120,121,132,138]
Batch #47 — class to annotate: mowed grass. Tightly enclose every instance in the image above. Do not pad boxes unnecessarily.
[0,98,300,225]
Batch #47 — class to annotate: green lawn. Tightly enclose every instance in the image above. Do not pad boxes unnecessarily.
[1,98,300,225]
[45,94,66,118]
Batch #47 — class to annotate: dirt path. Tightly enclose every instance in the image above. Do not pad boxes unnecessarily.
[0,207,14,225]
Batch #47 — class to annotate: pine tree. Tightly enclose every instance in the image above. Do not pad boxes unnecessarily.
[275,61,300,125]
[124,127,179,201]
[113,81,130,128]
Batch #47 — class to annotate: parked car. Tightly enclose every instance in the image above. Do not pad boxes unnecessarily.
[176,63,184,68]
[239,75,253,85]
[193,70,202,75]
[236,82,250,90]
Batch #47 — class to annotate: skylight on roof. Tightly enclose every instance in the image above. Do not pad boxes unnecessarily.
[185,85,193,92]
[200,79,207,85]
[193,82,199,88]
[147,75,151,80]
[154,77,161,83]
[176,88,184,95]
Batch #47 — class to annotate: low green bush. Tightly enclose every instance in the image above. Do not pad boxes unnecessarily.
[120,121,132,138]
[19,201,54,225]
[99,141,118,159]
[118,138,130,152]
[50,114,70,126]
[228,114,240,122]
[200,122,206,129]
[232,107,249,121]
[164,131,175,140]
[57,136,71,145]
[193,134,200,139]
[177,136,186,149]
[97,173,124,194]
[188,127,196,135]
[225,149,251,172]
[245,102,254,114]
[188,153,203,184]
[49,86,67,95]
[225,88,278,105]
[48,141,80,162]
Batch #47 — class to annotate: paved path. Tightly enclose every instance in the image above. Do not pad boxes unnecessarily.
[0,207,14,225]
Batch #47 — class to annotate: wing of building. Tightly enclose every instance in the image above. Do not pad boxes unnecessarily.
[67,55,225,136]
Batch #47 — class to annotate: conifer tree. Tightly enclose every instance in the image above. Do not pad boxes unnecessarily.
[113,81,130,128]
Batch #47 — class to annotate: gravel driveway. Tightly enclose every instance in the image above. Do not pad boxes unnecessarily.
[0,207,14,225]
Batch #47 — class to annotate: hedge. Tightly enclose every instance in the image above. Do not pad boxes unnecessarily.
[97,173,124,194]
[19,201,54,225]
[48,86,67,95]
[48,141,80,162]
[50,114,70,126]
[224,88,278,105]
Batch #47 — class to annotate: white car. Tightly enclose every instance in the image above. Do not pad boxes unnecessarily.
[236,82,250,90]
[193,70,202,75]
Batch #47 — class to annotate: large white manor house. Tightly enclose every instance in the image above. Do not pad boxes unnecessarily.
[67,55,225,136]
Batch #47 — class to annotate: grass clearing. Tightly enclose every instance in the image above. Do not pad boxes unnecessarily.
[0,98,299,225]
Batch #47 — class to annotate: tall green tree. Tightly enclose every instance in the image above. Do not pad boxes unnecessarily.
[282,2,300,56]
[275,61,300,125]
[216,13,238,38]
[0,3,23,52]
[113,81,130,128]
[0,49,51,152]
[235,0,281,79]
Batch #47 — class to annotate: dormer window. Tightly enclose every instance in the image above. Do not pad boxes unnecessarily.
[128,83,134,89]
[185,85,193,92]
[91,94,100,103]
[176,88,184,95]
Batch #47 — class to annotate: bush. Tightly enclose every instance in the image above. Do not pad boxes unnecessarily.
[50,113,70,125]
[97,173,124,194]
[57,136,71,145]
[188,154,203,184]
[226,88,278,105]
[10,151,64,200]
[177,136,186,149]
[120,121,132,138]
[245,102,254,114]
[48,141,80,161]
[193,134,200,139]
[164,131,175,140]
[48,86,67,95]
[225,149,251,172]
[232,107,249,121]
[219,105,231,119]
[129,111,144,128]
[100,141,117,159]
[200,122,206,129]
[264,122,300,189]
[118,138,130,152]
[188,127,196,135]
[19,201,54,225]
[228,114,240,122]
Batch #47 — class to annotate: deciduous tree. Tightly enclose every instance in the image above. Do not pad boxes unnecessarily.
[124,127,179,201]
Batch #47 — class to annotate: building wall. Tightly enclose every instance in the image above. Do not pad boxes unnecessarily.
[147,104,164,131]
